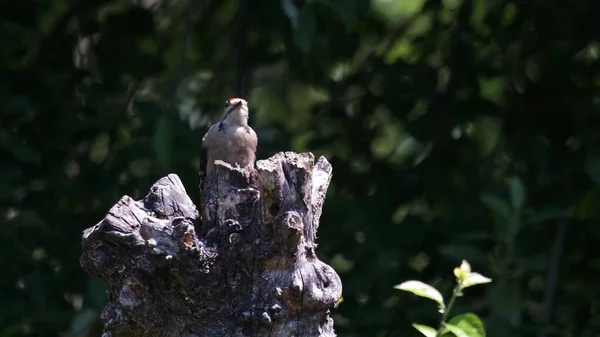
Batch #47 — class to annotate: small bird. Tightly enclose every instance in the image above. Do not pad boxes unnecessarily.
[198,98,257,224]
[200,97,258,177]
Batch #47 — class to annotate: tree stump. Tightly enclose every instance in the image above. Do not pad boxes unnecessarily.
[80,152,342,337]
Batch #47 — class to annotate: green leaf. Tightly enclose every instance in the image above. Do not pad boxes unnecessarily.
[413,323,437,337]
[334,296,344,308]
[462,272,492,288]
[443,323,470,337]
[89,133,110,164]
[394,280,445,310]
[442,0,463,11]
[480,194,511,220]
[446,313,486,337]
[508,176,525,210]
[293,6,317,53]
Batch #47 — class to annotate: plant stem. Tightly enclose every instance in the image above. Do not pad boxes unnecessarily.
[436,284,463,337]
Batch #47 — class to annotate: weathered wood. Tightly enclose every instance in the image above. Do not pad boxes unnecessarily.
[80,152,342,337]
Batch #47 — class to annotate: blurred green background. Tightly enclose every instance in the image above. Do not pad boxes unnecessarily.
[2,0,600,336]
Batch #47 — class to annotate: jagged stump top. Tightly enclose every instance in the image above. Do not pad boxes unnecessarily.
[80,152,342,337]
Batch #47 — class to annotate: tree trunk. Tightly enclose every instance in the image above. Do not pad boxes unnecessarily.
[80,152,342,337]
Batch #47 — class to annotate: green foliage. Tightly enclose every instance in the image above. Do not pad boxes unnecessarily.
[395,281,445,313]
[396,260,491,337]
[2,0,600,336]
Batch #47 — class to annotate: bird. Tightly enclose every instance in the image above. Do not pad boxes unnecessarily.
[198,98,258,223]
[201,98,258,174]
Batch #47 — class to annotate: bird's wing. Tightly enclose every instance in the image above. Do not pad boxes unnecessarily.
[245,126,258,153]
[202,123,220,149]
[200,123,217,176]
[200,123,221,212]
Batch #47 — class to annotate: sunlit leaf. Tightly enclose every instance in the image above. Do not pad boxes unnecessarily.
[372,0,426,25]
[334,296,344,308]
[443,322,470,337]
[394,280,445,310]
[462,272,492,288]
[412,323,437,337]
[447,313,486,337]
[459,259,471,273]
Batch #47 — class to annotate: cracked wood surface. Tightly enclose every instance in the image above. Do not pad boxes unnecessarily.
[80,152,342,337]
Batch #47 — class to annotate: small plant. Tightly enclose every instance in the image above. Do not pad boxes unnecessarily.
[394,260,492,337]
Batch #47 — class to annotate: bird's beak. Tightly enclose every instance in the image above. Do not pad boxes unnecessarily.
[221,101,244,122]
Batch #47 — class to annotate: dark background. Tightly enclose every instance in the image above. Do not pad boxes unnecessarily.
[2,0,600,336]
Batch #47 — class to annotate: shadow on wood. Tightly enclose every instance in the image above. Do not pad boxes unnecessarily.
[80,152,342,337]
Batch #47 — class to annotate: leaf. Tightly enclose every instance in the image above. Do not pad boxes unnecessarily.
[480,194,511,220]
[412,323,437,337]
[453,260,470,282]
[334,296,344,308]
[89,133,110,164]
[471,116,502,155]
[447,313,486,337]
[508,176,525,210]
[462,272,492,288]
[394,280,445,310]
[443,322,471,337]
[293,6,317,53]
[459,260,471,273]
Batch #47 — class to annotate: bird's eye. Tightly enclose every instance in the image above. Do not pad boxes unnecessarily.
[224,100,231,108]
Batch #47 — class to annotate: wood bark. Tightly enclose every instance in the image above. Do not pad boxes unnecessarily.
[80,152,342,337]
